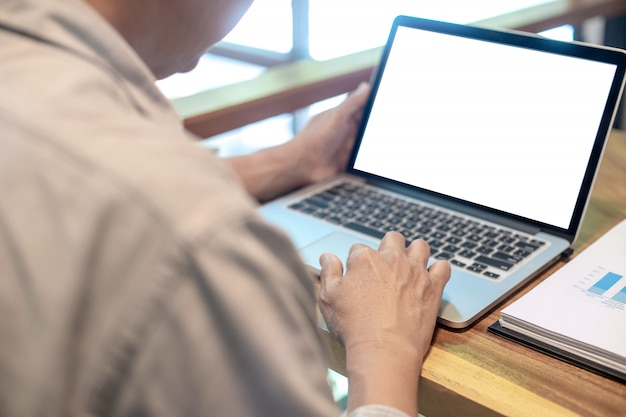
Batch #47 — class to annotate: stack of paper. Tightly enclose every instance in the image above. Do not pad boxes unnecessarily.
[492,219,626,382]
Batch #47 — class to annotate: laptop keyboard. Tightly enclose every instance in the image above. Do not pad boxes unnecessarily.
[287,181,547,279]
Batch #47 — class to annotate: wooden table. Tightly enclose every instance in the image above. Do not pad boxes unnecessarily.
[321,129,626,417]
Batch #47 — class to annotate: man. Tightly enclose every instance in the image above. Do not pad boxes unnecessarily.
[0,0,450,416]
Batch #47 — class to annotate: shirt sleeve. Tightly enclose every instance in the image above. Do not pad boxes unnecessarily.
[109,213,343,417]
[349,405,412,417]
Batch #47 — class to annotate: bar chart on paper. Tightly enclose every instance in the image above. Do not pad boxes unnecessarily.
[498,219,626,381]
[582,268,626,307]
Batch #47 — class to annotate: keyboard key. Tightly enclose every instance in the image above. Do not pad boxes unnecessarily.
[459,249,477,259]
[429,240,445,248]
[467,263,487,273]
[474,255,514,271]
[515,241,541,252]
[492,251,523,264]
[442,245,460,253]
[461,241,478,249]
[476,246,494,255]
[303,198,329,209]
[344,222,385,239]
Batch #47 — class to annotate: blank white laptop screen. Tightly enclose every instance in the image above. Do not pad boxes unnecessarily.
[353,26,618,229]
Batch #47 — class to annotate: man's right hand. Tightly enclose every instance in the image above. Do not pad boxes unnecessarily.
[318,232,450,416]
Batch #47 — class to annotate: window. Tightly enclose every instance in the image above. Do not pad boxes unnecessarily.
[158,1,575,155]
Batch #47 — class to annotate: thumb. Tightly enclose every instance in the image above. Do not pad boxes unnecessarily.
[339,82,370,115]
[319,252,344,288]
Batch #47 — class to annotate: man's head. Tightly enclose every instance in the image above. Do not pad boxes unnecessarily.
[86,0,254,79]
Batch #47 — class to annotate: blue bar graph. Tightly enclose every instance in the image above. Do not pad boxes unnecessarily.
[588,272,623,295]
[612,286,626,304]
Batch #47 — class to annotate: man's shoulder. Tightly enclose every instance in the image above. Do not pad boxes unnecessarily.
[8,107,255,237]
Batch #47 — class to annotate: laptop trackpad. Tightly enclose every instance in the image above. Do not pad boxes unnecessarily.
[298,231,380,267]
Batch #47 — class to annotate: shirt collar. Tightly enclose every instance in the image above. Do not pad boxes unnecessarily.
[0,0,180,125]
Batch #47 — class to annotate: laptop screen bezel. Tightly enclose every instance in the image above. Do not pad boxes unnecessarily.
[347,15,626,242]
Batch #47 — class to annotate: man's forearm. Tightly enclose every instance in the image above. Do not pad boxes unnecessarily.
[224,141,307,200]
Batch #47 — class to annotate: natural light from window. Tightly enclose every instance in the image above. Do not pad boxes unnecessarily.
[309,0,557,59]
[221,0,559,59]
[222,0,293,53]
[156,0,574,157]
[158,0,572,100]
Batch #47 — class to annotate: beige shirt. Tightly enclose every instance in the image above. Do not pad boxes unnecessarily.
[0,1,409,417]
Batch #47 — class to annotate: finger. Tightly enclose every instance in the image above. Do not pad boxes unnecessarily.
[347,242,370,257]
[407,238,432,266]
[344,242,373,271]
[339,82,371,116]
[378,231,406,252]
[428,260,452,288]
[319,252,344,288]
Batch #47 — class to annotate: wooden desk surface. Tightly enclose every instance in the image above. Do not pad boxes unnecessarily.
[321,129,626,417]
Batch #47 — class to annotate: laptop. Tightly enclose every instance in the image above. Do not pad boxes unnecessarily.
[259,15,626,328]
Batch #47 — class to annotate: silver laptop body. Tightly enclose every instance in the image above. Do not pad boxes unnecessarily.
[259,16,626,328]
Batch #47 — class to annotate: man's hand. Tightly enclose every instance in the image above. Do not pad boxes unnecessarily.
[223,83,370,200]
[287,82,371,185]
[318,232,450,416]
